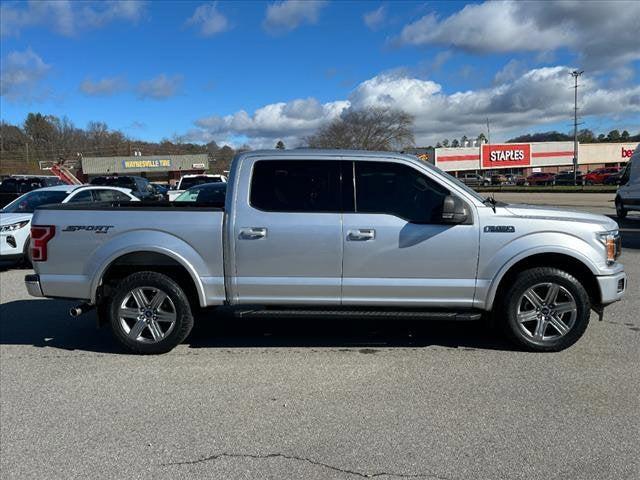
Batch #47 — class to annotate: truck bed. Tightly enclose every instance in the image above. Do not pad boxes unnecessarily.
[31,201,226,305]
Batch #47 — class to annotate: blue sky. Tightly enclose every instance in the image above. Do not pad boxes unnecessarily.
[1,1,639,148]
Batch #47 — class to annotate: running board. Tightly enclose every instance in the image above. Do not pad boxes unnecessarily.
[236,309,483,321]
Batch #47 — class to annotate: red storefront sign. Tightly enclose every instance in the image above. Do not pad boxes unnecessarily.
[482,143,531,168]
[622,147,635,158]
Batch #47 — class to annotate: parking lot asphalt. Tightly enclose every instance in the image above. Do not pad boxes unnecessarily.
[1,194,639,479]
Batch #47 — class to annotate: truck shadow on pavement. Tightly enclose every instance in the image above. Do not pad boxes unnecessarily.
[0,299,514,354]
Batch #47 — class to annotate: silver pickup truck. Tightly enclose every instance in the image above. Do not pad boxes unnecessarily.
[25,150,626,354]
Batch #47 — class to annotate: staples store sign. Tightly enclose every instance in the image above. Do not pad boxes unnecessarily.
[482,144,531,168]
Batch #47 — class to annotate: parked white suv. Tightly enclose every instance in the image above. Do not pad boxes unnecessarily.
[0,185,138,265]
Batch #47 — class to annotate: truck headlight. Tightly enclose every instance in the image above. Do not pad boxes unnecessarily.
[0,220,29,233]
[597,230,621,265]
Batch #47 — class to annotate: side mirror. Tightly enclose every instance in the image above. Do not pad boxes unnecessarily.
[441,195,469,224]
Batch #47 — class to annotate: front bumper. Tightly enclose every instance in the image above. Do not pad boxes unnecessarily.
[597,270,627,305]
[25,274,44,297]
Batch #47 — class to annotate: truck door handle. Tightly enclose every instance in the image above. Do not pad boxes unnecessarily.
[347,229,375,241]
[239,227,267,239]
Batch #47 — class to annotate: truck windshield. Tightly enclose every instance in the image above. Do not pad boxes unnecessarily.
[2,190,69,213]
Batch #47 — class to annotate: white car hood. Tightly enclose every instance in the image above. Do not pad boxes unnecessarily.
[0,212,33,226]
[503,204,618,231]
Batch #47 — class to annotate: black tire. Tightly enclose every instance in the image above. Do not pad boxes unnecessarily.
[109,271,194,354]
[615,197,627,220]
[22,237,32,268]
[497,267,590,352]
[96,300,111,328]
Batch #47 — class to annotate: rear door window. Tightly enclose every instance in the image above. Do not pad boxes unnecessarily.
[250,160,343,212]
[67,190,94,203]
[93,189,133,202]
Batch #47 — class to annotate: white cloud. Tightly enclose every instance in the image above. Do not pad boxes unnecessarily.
[136,74,183,100]
[363,5,386,31]
[80,76,127,96]
[184,66,640,148]
[0,48,51,101]
[187,98,348,148]
[263,0,327,34]
[1,0,146,37]
[186,2,230,36]
[398,0,640,69]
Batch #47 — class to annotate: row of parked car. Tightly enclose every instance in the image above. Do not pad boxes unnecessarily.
[458,167,623,187]
[0,173,227,266]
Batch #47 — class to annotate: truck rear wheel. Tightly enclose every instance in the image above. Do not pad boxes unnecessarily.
[109,271,194,354]
[498,267,590,352]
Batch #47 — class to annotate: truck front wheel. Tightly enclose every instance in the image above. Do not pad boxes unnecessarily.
[109,271,194,354]
[498,267,590,352]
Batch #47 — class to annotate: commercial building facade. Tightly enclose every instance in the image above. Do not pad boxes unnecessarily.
[81,154,210,184]
[414,142,638,176]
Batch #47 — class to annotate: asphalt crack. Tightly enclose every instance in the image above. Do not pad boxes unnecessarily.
[164,451,452,479]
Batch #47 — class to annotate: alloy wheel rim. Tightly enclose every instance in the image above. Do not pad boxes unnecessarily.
[118,286,176,343]
[516,282,577,342]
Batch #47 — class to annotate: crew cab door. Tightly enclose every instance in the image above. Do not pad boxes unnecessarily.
[231,159,346,304]
[341,160,480,308]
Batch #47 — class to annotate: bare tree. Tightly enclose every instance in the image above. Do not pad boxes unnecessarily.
[306,107,414,151]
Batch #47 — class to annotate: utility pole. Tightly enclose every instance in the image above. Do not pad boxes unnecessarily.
[486,118,491,144]
[570,70,584,186]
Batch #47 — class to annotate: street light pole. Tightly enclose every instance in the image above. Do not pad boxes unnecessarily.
[570,70,584,186]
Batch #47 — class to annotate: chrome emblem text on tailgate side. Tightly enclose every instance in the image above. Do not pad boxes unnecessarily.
[484,226,515,233]
[62,225,114,234]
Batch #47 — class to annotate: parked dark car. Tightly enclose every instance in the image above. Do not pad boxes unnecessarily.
[149,183,170,201]
[604,171,623,185]
[0,176,64,208]
[174,182,227,207]
[90,176,160,201]
[554,171,584,186]
[526,172,556,186]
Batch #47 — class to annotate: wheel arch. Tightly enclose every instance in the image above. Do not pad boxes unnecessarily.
[486,252,600,311]
[93,249,206,308]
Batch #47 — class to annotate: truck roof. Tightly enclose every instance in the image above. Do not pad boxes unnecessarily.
[239,149,421,161]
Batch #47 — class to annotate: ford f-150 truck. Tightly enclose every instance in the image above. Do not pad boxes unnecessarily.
[25,150,627,354]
